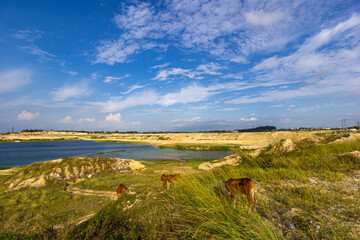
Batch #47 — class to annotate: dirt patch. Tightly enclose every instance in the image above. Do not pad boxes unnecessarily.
[0,168,20,175]
[66,186,118,200]
[333,133,359,143]
[198,154,241,171]
[271,139,297,153]
[6,157,145,191]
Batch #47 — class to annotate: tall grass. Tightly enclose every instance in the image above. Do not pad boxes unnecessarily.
[2,139,360,239]
[69,173,280,240]
[168,173,280,239]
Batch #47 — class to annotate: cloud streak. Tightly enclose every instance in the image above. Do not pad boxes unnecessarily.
[103,74,130,83]
[12,30,56,61]
[0,69,31,93]
[52,81,91,101]
[227,14,360,104]
[88,81,264,112]
[153,63,223,81]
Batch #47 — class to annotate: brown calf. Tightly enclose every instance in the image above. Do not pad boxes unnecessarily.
[161,174,180,189]
[116,184,128,199]
[223,178,256,209]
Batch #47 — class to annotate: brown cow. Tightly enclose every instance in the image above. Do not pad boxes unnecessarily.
[116,184,128,199]
[223,178,256,209]
[161,174,180,189]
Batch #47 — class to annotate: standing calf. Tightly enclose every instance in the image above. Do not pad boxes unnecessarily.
[161,174,180,189]
[116,184,128,199]
[223,178,256,209]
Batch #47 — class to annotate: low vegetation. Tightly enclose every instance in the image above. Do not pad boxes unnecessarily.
[0,133,359,239]
[159,143,240,151]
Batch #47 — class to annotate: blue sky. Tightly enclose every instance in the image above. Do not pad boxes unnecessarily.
[0,0,359,132]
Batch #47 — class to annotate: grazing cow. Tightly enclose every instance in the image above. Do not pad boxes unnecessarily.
[223,178,256,209]
[161,174,180,189]
[116,184,128,199]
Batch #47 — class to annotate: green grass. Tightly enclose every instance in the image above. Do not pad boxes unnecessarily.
[0,184,109,237]
[86,150,126,156]
[1,139,360,239]
[159,143,241,151]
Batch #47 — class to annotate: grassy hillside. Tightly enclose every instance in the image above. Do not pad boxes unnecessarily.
[0,136,359,239]
[65,139,360,239]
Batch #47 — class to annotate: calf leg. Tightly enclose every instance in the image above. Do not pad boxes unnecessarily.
[246,193,253,206]
[246,190,256,210]
[232,193,237,207]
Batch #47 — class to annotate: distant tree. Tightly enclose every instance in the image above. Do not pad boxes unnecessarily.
[21,129,44,132]
[235,126,276,132]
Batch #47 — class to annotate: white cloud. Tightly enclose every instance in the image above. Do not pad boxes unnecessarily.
[95,0,343,64]
[298,14,360,53]
[121,84,145,94]
[101,113,141,130]
[0,69,31,93]
[153,67,202,81]
[95,38,163,65]
[103,74,130,83]
[91,72,101,79]
[160,83,212,106]
[290,103,338,113]
[169,117,263,131]
[171,117,202,128]
[195,63,223,75]
[19,45,55,61]
[52,81,91,101]
[89,91,159,112]
[221,73,243,80]
[12,30,42,42]
[18,110,39,120]
[151,62,171,69]
[271,104,285,108]
[153,63,223,81]
[172,117,201,123]
[240,117,257,122]
[223,108,241,111]
[105,113,122,122]
[12,30,55,61]
[67,71,78,76]
[228,15,360,104]
[245,10,284,26]
[60,116,72,123]
[88,81,257,112]
[60,116,95,124]
[78,117,95,123]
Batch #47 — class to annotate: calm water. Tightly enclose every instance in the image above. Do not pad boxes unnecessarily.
[0,141,233,167]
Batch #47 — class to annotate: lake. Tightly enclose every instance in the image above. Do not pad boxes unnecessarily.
[0,141,233,167]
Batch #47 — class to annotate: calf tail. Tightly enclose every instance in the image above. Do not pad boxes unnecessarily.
[251,188,256,210]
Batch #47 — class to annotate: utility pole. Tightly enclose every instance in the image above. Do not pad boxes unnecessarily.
[12,126,14,133]
[341,119,347,132]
